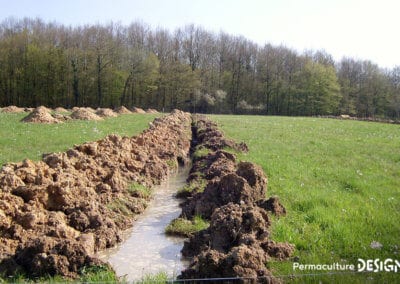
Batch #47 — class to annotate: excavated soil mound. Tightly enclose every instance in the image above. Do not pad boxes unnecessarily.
[21,106,62,124]
[0,110,192,278]
[54,107,69,113]
[131,107,146,114]
[95,108,118,118]
[146,108,159,114]
[71,107,96,113]
[1,106,25,113]
[71,109,103,121]
[177,115,293,282]
[114,106,131,114]
[195,118,248,152]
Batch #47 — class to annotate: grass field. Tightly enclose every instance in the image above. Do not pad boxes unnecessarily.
[211,115,400,282]
[0,113,160,166]
[1,113,399,282]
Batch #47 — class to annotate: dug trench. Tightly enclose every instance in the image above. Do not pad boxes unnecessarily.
[0,111,293,281]
[171,115,294,282]
[0,110,192,278]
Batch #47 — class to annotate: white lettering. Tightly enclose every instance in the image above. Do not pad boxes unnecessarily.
[358,258,366,272]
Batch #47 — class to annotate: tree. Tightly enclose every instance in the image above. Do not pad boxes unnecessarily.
[294,60,341,115]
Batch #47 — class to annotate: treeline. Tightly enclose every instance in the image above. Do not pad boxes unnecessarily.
[0,17,399,117]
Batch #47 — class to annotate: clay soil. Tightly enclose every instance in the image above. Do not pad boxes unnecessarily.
[176,115,294,282]
[131,107,146,114]
[70,108,103,121]
[1,106,25,113]
[114,106,131,114]
[0,110,192,278]
[95,108,118,118]
[21,106,62,124]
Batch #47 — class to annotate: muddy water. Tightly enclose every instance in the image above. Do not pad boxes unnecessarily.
[97,167,189,281]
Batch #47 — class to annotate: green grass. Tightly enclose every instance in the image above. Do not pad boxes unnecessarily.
[210,115,400,282]
[192,146,211,159]
[106,197,134,217]
[140,271,168,283]
[165,215,209,237]
[0,265,119,283]
[176,178,207,198]
[127,182,152,199]
[78,265,120,283]
[0,112,160,166]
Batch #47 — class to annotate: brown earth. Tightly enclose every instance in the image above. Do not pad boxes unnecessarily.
[95,108,118,118]
[177,115,293,282]
[146,108,159,114]
[0,110,192,278]
[54,107,69,113]
[131,107,146,114]
[71,109,103,121]
[114,106,131,114]
[21,106,62,124]
[1,106,25,113]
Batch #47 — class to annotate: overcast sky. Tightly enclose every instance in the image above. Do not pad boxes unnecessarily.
[1,0,399,69]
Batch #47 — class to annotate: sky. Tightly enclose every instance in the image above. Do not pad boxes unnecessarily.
[0,0,399,69]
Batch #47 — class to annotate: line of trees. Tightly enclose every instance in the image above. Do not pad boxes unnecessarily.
[0,17,399,118]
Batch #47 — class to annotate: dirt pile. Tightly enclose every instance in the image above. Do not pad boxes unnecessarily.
[71,108,102,121]
[0,110,192,278]
[95,108,118,118]
[21,106,61,124]
[54,107,69,113]
[114,106,131,114]
[146,108,159,114]
[178,115,293,282]
[131,107,146,114]
[1,106,25,113]
[194,118,248,152]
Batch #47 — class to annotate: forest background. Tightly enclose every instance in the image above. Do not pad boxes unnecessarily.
[1,18,399,118]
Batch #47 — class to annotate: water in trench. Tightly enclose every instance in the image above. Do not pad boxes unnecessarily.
[96,167,189,281]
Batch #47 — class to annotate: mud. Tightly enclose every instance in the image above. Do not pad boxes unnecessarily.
[177,115,294,282]
[0,110,192,278]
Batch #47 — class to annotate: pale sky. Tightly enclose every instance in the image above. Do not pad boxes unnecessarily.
[0,0,399,69]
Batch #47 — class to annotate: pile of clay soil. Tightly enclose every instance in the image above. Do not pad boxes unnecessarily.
[175,115,293,282]
[0,110,192,278]
[146,108,159,114]
[54,107,69,113]
[95,108,118,118]
[1,106,25,113]
[21,106,62,124]
[114,106,131,114]
[71,108,103,121]
[131,107,146,114]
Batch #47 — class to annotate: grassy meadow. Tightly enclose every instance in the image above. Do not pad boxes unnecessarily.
[0,112,160,166]
[0,112,399,282]
[211,115,400,282]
